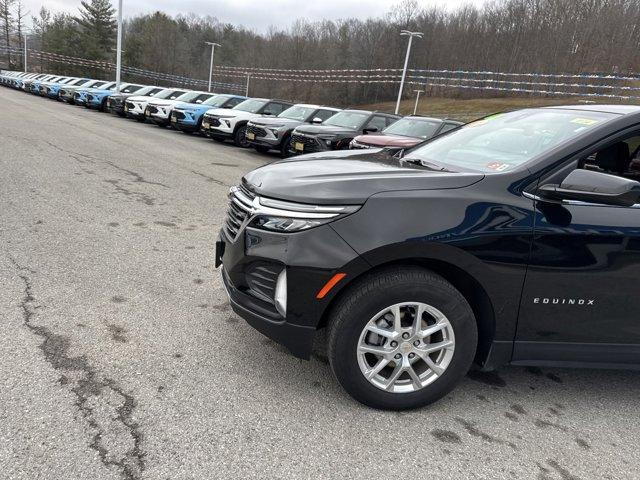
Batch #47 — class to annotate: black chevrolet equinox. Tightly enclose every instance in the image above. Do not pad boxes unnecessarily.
[217,105,640,410]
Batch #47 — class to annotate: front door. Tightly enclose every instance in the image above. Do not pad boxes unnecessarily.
[515,131,640,366]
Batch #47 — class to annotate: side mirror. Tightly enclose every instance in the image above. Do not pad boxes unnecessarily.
[196,99,203,104]
[538,169,640,207]
[363,127,378,134]
[311,117,323,124]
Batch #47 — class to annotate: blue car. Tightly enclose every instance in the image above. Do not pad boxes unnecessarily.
[29,75,65,94]
[85,83,144,112]
[44,78,91,100]
[170,94,247,133]
[74,81,117,106]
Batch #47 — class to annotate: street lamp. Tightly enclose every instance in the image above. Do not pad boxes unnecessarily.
[205,42,221,93]
[395,30,423,115]
[115,0,123,92]
[413,88,424,115]
[23,33,27,71]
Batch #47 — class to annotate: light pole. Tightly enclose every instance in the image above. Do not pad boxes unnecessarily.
[205,42,221,92]
[413,88,424,115]
[245,73,250,97]
[23,33,27,72]
[115,0,123,92]
[395,30,423,115]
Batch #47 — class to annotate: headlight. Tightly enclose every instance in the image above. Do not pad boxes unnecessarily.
[248,195,360,233]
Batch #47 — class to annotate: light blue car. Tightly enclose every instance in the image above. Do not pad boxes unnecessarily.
[74,82,118,107]
[85,83,144,112]
[44,78,91,100]
[170,94,247,133]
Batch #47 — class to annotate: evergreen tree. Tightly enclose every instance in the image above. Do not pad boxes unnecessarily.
[74,0,116,60]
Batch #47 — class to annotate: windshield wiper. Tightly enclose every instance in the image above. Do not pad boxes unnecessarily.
[401,157,453,172]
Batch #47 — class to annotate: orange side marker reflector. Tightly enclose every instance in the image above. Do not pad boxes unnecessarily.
[316,273,347,299]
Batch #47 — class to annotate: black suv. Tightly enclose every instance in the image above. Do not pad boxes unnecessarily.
[289,109,401,155]
[217,105,640,409]
[246,104,340,157]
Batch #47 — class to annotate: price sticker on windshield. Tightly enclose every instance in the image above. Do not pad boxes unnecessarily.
[487,162,510,171]
[571,118,600,126]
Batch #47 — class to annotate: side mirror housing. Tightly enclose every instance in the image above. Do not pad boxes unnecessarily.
[311,117,323,124]
[538,169,640,207]
[363,127,378,134]
[196,99,203,104]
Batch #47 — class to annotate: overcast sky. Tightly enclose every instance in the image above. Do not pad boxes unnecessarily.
[22,0,488,31]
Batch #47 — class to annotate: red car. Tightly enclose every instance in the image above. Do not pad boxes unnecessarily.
[350,116,462,150]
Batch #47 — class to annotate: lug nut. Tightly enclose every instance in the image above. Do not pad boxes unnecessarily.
[394,353,402,360]
[390,341,398,348]
[402,332,410,339]
[413,340,420,347]
[408,353,415,359]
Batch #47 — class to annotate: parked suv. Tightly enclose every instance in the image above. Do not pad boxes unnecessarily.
[350,116,463,151]
[107,85,163,116]
[246,104,341,157]
[87,84,144,111]
[124,88,188,122]
[171,94,247,133]
[60,79,107,104]
[146,90,213,127]
[290,110,400,155]
[216,105,640,410]
[201,98,294,147]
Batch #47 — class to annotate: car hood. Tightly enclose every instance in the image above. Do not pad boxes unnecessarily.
[148,99,183,107]
[174,102,209,113]
[126,95,155,102]
[243,150,484,204]
[353,134,423,148]
[250,117,302,127]
[294,124,358,136]
[80,88,113,94]
[205,108,256,119]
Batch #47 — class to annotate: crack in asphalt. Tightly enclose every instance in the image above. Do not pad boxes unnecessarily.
[106,162,170,189]
[9,256,146,480]
[190,169,230,187]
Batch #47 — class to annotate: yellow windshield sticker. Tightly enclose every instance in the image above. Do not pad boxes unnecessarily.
[571,118,600,126]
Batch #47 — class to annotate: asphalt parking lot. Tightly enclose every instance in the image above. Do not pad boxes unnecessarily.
[1,86,638,480]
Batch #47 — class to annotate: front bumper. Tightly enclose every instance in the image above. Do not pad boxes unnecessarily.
[170,111,200,131]
[217,223,367,359]
[201,116,234,137]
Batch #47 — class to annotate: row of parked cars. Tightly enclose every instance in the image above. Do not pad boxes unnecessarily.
[1,70,463,157]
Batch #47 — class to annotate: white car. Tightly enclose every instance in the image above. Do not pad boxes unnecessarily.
[200,98,293,147]
[124,88,189,122]
[146,91,214,127]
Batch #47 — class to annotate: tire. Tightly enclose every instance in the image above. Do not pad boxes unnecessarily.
[255,145,270,154]
[233,124,250,148]
[280,135,292,158]
[327,266,477,410]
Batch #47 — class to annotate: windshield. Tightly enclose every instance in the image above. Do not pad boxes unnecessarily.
[88,81,106,88]
[174,91,207,103]
[134,86,158,96]
[324,111,369,129]
[384,118,441,139]
[69,78,88,86]
[233,99,268,113]
[122,84,143,94]
[202,95,230,107]
[154,89,187,100]
[278,105,316,121]
[406,109,617,173]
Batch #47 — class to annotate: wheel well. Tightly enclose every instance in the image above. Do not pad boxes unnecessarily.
[318,259,496,365]
[233,121,248,134]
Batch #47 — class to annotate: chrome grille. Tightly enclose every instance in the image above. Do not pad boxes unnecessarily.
[246,124,267,138]
[291,133,321,152]
[224,185,255,240]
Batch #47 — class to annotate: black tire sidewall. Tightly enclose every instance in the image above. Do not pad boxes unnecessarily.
[329,269,477,410]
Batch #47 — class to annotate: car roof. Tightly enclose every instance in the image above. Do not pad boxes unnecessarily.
[342,109,401,117]
[292,103,340,110]
[541,104,640,115]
